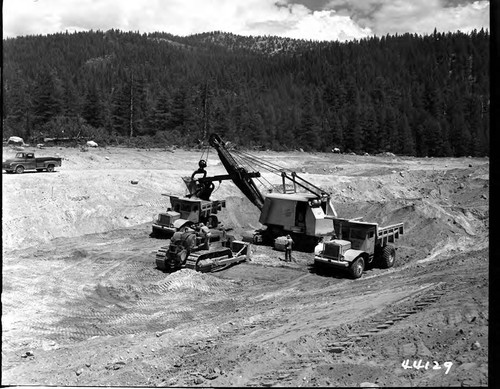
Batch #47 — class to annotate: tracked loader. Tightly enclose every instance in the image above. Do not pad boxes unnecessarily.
[155,228,250,273]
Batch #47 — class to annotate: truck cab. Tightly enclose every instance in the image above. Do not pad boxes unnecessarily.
[335,221,377,253]
[14,153,36,169]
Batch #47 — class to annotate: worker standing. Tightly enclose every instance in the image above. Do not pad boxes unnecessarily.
[199,223,211,250]
[285,234,294,262]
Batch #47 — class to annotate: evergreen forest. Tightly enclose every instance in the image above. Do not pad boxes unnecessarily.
[2,29,490,156]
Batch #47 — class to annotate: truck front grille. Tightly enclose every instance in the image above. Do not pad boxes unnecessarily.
[158,215,171,226]
[323,243,340,259]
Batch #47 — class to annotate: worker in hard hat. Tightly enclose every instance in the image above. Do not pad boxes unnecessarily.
[285,234,294,262]
[198,222,211,250]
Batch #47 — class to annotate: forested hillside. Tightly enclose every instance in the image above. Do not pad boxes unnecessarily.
[2,29,489,156]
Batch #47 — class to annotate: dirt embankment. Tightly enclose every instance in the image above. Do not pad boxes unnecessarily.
[2,146,489,387]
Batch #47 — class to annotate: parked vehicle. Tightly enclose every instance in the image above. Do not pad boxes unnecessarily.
[2,152,62,174]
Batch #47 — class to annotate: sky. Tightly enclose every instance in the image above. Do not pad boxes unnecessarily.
[2,0,490,42]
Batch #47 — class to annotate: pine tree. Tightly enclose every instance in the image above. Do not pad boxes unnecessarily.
[82,86,105,129]
[398,114,416,155]
[31,70,63,135]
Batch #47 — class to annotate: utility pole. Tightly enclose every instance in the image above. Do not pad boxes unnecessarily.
[129,73,134,138]
[202,80,209,139]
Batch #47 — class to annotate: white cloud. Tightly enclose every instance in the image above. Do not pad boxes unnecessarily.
[2,0,489,41]
[324,0,490,36]
[277,9,372,41]
[2,0,372,41]
[370,0,489,35]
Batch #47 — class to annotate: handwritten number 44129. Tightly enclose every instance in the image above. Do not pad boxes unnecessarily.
[401,359,453,375]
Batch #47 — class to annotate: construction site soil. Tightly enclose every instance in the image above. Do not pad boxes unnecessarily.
[2,146,489,387]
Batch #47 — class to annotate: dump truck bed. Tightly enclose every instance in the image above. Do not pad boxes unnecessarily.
[377,222,404,245]
[330,217,404,247]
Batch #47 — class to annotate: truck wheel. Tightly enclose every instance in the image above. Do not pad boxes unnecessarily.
[380,245,396,268]
[349,257,365,279]
[15,165,25,174]
[47,164,55,172]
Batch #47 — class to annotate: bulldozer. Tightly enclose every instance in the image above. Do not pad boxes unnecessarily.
[155,227,250,273]
[154,157,252,273]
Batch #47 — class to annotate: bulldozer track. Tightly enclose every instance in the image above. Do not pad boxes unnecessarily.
[185,253,201,269]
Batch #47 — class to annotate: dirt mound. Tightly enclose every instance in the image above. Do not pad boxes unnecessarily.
[333,197,488,266]
[156,269,237,294]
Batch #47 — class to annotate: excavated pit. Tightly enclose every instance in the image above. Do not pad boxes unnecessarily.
[2,147,489,387]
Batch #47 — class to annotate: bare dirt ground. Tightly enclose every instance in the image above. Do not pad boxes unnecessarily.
[2,146,489,387]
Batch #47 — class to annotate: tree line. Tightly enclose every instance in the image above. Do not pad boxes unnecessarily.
[2,28,489,156]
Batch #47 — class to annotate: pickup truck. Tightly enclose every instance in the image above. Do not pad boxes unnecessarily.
[314,217,404,279]
[2,152,62,174]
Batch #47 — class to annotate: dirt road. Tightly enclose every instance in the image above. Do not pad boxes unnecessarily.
[2,146,489,386]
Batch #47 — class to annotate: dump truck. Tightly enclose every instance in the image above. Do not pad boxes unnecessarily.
[314,217,404,278]
[2,152,62,173]
[155,228,250,273]
[151,194,226,238]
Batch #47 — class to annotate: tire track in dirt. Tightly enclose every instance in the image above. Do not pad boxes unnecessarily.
[235,283,449,387]
[162,266,449,387]
[3,241,188,344]
[16,263,238,342]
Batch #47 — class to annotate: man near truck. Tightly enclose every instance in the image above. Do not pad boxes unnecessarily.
[285,234,294,262]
